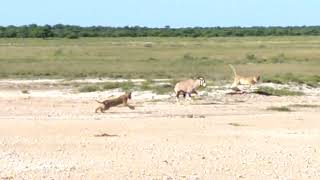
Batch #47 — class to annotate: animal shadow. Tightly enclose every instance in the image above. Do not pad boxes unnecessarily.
[94,133,119,137]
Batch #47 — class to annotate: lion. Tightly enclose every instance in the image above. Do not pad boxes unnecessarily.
[229,64,260,90]
[95,92,135,113]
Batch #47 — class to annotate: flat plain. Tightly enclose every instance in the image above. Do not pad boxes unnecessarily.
[0,37,320,179]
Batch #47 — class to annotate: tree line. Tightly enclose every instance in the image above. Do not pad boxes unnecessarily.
[1,24,320,38]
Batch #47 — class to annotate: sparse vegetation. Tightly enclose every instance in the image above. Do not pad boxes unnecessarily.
[267,106,292,112]
[101,82,120,90]
[267,104,320,112]
[116,81,135,91]
[228,122,246,127]
[263,73,320,87]
[21,89,29,94]
[77,80,172,94]
[79,81,135,92]
[0,37,319,79]
[152,84,174,94]
[254,86,304,96]
[140,80,154,91]
[288,104,320,108]
[79,85,101,92]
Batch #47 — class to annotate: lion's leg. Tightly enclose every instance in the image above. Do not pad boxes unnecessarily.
[122,99,135,110]
[99,105,110,113]
[127,104,135,110]
[124,102,135,110]
[231,80,238,88]
[95,107,101,113]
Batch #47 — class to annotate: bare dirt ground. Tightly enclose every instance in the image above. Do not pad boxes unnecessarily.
[0,79,320,179]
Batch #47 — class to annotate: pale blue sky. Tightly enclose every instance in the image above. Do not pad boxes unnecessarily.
[1,0,319,27]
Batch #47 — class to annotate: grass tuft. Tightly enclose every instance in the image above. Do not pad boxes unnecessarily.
[152,84,174,94]
[263,73,320,87]
[79,85,101,92]
[254,86,304,96]
[288,104,320,108]
[228,122,246,127]
[79,81,136,92]
[267,106,292,112]
[21,89,29,94]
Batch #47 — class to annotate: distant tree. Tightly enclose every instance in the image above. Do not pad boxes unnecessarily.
[0,24,320,38]
[66,32,79,39]
[41,25,53,39]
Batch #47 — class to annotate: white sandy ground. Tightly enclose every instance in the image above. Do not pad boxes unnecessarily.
[0,79,320,179]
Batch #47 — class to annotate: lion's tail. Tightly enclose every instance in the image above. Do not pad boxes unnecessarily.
[228,64,237,77]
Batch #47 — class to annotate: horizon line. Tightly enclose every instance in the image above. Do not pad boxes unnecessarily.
[1,24,320,28]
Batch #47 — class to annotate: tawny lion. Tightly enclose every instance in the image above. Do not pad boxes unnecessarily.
[95,92,135,113]
[229,64,260,89]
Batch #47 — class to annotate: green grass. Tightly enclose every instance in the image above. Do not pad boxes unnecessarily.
[152,84,174,94]
[263,73,320,87]
[267,106,292,112]
[135,80,174,94]
[78,85,101,92]
[116,81,135,91]
[77,80,173,94]
[140,80,154,91]
[101,82,120,90]
[78,81,135,92]
[254,86,304,96]
[0,37,319,80]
